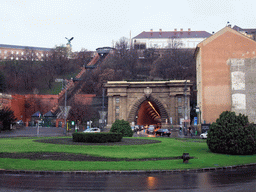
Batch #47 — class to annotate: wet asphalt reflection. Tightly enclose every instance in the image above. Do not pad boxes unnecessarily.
[0,167,256,191]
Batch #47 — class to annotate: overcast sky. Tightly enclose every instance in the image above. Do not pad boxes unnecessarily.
[1,0,255,51]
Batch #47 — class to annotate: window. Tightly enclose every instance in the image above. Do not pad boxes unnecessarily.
[115,106,120,119]
[178,97,182,103]
[115,97,120,104]
[16,51,19,55]
[178,107,183,114]
[4,50,7,54]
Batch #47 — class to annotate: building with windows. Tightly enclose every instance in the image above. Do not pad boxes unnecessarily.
[195,26,256,124]
[233,25,256,41]
[0,44,52,61]
[132,28,211,49]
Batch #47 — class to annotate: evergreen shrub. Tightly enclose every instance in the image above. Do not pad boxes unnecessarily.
[72,132,123,143]
[207,111,256,155]
[110,119,133,137]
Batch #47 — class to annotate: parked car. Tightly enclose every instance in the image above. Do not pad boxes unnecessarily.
[83,128,101,133]
[147,125,155,134]
[16,120,23,125]
[155,129,171,137]
[200,131,208,139]
[135,125,140,132]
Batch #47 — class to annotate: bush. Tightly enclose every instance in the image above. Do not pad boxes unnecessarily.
[207,111,256,155]
[110,119,133,137]
[0,107,17,131]
[72,132,123,143]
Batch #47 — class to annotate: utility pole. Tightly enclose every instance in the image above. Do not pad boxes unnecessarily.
[64,80,67,135]
[184,80,188,133]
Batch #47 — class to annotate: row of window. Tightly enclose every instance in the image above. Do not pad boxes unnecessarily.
[0,57,44,61]
[0,50,49,57]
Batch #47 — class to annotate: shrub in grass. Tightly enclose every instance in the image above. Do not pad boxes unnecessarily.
[110,119,133,137]
[72,132,123,143]
[207,111,256,155]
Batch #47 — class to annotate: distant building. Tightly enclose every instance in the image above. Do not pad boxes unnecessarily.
[233,25,256,41]
[0,44,52,61]
[195,26,256,124]
[132,28,211,49]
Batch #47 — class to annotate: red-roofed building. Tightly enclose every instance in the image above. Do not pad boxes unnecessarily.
[132,28,211,49]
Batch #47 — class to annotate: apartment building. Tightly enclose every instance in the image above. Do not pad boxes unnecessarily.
[132,28,212,49]
[0,44,52,61]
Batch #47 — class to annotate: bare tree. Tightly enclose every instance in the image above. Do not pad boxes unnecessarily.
[150,48,195,81]
[68,100,97,124]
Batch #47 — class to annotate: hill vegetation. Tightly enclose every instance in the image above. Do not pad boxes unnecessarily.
[0,38,196,97]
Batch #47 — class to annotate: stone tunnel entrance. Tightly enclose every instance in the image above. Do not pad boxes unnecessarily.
[104,80,192,130]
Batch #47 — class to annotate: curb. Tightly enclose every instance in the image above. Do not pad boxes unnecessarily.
[1,163,256,176]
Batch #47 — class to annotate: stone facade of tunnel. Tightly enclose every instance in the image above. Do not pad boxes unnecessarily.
[104,80,192,129]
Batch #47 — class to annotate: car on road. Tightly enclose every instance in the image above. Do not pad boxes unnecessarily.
[16,120,24,126]
[83,128,101,133]
[200,131,208,139]
[147,125,155,134]
[155,129,171,137]
[135,125,140,132]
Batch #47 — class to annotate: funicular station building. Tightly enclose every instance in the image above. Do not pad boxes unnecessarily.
[104,80,192,134]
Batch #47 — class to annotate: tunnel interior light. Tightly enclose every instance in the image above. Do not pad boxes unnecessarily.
[147,101,160,118]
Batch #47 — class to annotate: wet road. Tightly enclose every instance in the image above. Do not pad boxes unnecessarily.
[0,126,66,138]
[0,167,256,191]
[1,128,255,191]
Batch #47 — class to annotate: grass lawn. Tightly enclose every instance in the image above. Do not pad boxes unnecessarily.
[0,137,255,171]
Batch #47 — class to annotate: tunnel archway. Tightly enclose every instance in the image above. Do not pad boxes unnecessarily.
[127,96,169,127]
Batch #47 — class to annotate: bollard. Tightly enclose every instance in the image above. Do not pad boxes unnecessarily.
[182,153,190,163]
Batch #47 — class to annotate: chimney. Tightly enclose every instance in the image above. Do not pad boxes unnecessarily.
[180,28,183,31]
[150,29,153,37]
[188,28,191,31]
[159,29,162,36]
[174,28,177,31]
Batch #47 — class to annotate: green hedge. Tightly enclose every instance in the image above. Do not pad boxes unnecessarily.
[72,132,123,143]
[110,119,133,137]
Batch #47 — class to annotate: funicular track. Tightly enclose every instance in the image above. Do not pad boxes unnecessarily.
[51,47,114,118]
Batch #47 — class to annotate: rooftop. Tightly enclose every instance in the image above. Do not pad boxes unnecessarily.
[0,44,53,51]
[133,29,212,39]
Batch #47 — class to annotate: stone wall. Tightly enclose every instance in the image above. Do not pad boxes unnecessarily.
[229,58,256,123]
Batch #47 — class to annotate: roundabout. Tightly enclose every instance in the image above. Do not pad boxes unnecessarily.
[0,135,256,172]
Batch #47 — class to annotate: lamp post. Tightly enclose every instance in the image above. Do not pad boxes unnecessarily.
[64,80,67,135]
[196,106,200,124]
[184,80,188,134]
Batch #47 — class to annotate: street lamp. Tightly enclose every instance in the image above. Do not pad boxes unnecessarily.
[196,106,200,125]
